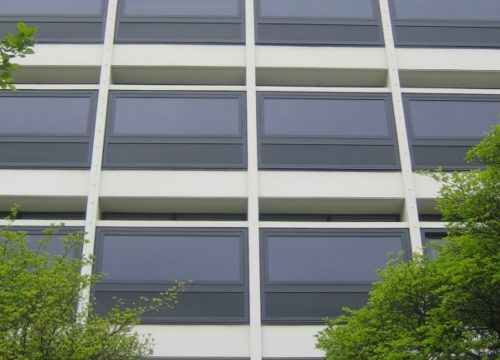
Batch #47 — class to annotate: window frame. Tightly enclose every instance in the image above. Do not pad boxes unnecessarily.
[0,0,108,43]
[254,0,384,46]
[389,0,500,48]
[103,91,247,169]
[260,228,411,323]
[403,93,500,170]
[0,90,98,169]
[93,227,249,324]
[257,92,400,170]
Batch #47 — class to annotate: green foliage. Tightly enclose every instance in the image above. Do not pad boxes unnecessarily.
[0,214,186,359]
[0,22,37,90]
[316,124,500,359]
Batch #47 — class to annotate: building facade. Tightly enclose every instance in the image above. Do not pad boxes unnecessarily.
[1,0,500,359]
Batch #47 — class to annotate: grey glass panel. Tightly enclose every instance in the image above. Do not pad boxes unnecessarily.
[265,292,369,318]
[262,98,389,137]
[100,235,241,282]
[0,96,91,135]
[122,0,239,17]
[393,0,500,21]
[112,97,240,136]
[409,100,500,138]
[259,0,374,19]
[266,236,402,282]
[95,291,246,320]
[105,143,244,168]
[0,0,103,16]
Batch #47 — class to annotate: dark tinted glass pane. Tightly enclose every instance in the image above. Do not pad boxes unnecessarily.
[100,234,241,282]
[122,0,239,17]
[266,235,402,282]
[408,99,500,138]
[259,0,374,18]
[393,0,500,21]
[112,97,240,136]
[95,291,246,320]
[265,292,369,318]
[0,96,91,135]
[262,97,390,137]
[0,0,103,16]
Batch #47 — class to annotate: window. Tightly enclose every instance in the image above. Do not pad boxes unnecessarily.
[115,0,245,44]
[421,229,446,259]
[0,0,107,43]
[261,229,410,323]
[403,94,500,169]
[93,228,248,323]
[255,0,383,45]
[103,91,246,169]
[258,93,399,170]
[0,91,97,168]
[7,226,84,258]
[389,0,500,48]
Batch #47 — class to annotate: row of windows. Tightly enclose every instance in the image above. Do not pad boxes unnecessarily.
[1,91,498,170]
[19,226,435,323]
[1,0,500,47]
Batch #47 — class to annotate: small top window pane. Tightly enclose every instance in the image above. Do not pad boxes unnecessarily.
[408,99,500,138]
[0,96,91,136]
[259,0,374,19]
[122,0,239,17]
[393,0,500,21]
[0,0,103,16]
[266,235,403,283]
[100,234,241,283]
[262,97,390,137]
[112,96,240,136]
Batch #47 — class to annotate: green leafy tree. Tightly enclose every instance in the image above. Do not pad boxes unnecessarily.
[0,212,186,359]
[316,124,500,359]
[1,22,37,90]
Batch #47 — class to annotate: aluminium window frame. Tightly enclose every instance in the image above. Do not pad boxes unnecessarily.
[260,228,411,324]
[403,93,500,170]
[254,0,384,46]
[0,90,98,169]
[388,0,500,48]
[103,91,248,170]
[92,227,249,324]
[0,0,108,43]
[115,0,245,44]
[257,92,400,170]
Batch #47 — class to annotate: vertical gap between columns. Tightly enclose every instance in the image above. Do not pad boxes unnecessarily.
[379,0,422,253]
[78,0,118,316]
[245,0,263,359]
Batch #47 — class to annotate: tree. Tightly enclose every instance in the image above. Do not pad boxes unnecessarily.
[316,124,500,359]
[1,22,37,90]
[0,212,186,359]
